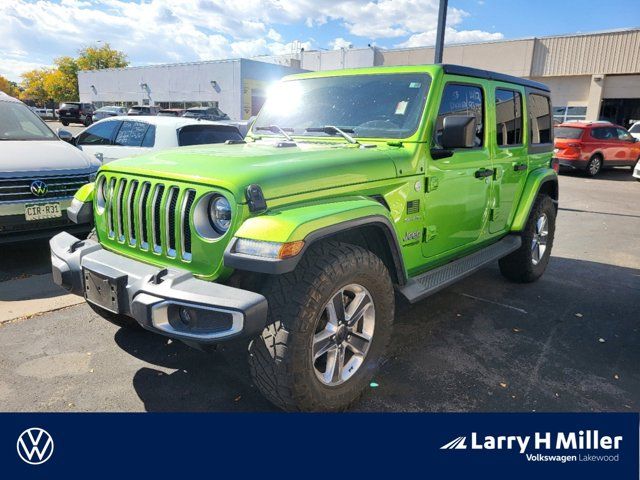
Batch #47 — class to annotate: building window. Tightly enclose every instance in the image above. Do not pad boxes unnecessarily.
[553,106,587,124]
[495,88,522,146]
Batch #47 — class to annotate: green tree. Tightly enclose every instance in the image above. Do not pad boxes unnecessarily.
[0,75,19,97]
[76,43,129,70]
[20,68,51,105]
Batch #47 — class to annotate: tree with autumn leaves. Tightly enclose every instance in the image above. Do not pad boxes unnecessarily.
[19,43,128,106]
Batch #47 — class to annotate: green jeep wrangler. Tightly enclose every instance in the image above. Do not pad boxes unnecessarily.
[51,64,558,411]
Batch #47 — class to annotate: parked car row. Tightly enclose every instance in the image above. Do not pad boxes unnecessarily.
[554,120,640,177]
[57,103,232,127]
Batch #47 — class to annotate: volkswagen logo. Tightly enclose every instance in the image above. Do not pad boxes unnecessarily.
[30,180,48,197]
[17,427,54,465]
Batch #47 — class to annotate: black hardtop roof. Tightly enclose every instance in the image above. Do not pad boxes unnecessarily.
[440,64,550,92]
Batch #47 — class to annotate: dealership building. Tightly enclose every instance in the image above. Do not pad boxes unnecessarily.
[79,28,640,125]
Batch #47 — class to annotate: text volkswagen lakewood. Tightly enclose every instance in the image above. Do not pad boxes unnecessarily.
[50,65,558,411]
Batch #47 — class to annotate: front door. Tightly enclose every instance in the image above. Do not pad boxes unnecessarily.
[422,81,493,260]
[489,86,528,233]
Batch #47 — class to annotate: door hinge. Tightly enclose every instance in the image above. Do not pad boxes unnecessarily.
[424,225,437,242]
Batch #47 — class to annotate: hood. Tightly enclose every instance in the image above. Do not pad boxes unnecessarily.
[102,140,401,201]
[0,140,99,178]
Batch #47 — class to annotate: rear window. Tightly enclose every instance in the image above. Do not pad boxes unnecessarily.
[529,94,552,144]
[60,103,80,110]
[629,123,640,133]
[178,125,243,146]
[554,127,583,139]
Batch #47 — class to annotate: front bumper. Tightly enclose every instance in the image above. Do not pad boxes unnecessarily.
[50,232,268,345]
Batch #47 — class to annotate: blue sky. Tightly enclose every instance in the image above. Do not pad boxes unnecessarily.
[1,0,638,81]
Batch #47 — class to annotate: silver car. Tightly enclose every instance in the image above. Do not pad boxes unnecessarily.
[0,92,99,243]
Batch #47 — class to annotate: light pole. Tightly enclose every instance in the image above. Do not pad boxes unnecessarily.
[434,0,448,64]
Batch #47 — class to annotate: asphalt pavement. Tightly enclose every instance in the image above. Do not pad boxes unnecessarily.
[0,169,638,412]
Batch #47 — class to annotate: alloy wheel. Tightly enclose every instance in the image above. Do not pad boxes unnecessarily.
[312,283,375,386]
[531,213,549,265]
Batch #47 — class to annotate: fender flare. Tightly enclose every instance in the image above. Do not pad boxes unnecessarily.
[510,168,558,232]
[224,199,406,284]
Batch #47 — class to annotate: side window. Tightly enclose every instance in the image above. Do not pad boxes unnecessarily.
[529,94,552,144]
[141,125,156,147]
[616,128,633,141]
[114,121,150,147]
[495,89,523,146]
[591,127,615,140]
[76,120,120,146]
[435,83,484,147]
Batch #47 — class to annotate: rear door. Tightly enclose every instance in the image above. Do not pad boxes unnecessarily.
[489,85,527,233]
[422,80,493,259]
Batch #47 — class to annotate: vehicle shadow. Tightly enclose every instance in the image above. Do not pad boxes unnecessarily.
[560,168,636,182]
[114,328,277,412]
[0,239,52,283]
[117,256,640,412]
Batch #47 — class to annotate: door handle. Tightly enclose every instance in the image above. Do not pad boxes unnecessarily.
[474,168,494,178]
[514,163,528,171]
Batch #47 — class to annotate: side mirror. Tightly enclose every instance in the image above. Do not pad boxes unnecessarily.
[57,128,74,143]
[441,116,477,149]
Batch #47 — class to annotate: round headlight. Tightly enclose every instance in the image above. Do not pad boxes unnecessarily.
[209,195,231,234]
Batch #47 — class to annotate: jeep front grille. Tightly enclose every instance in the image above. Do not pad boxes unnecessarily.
[0,174,91,202]
[100,176,196,261]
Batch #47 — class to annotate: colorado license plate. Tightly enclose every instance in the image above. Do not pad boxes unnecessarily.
[25,203,61,221]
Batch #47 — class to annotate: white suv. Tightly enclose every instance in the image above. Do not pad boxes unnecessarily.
[0,92,99,243]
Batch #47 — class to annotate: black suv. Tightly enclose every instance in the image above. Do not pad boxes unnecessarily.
[58,102,94,126]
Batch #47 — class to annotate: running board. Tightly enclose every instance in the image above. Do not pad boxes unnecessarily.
[399,235,522,303]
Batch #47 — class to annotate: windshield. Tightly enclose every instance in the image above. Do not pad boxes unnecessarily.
[253,73,431,139]
[0,101,57,141]
[98,107,120,113]
[554,127,584,139]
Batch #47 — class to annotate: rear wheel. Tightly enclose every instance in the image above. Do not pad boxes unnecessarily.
[499,194,556,283]
[83,116,92,126]
[248,241,394,411]
[586,154,602,177]
[61,120,69,126]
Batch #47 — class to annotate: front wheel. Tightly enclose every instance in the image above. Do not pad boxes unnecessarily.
[248,241,395,411]
[499,194,556,283]
[61,120,69,126]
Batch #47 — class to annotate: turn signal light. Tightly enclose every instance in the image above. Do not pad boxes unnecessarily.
[278,240,305,259]
[550,158,559,172]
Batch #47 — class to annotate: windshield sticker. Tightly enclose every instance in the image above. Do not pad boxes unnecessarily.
[409,82,421,88]
[395,101,409,115]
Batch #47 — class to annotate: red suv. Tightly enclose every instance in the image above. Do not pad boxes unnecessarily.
[554,121,640,176]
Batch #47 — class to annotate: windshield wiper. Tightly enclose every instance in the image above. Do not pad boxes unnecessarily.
[255,125,295,142]
[305,125,358,145]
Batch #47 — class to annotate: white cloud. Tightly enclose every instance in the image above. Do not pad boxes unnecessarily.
[330,38,353,50]
[397,27,504,48]
[0,0,503,80]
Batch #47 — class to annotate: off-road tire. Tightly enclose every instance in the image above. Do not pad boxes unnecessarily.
[248,241,395,411]
[85,229,143,330]
[585,154,603,177]
[61,120,69,126]
[499,194,556,283]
